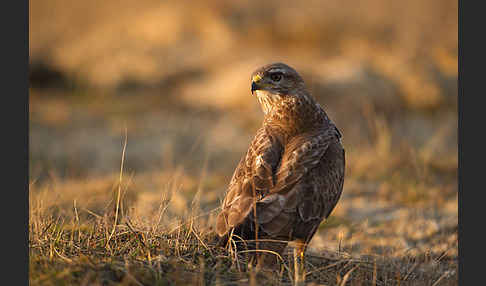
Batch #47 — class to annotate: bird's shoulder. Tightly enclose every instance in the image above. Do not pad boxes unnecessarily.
[225,125,283,197]
[271,125,342,193]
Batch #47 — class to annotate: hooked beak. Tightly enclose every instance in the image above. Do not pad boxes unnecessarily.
[251,81,260,95]
[251,74,263,95]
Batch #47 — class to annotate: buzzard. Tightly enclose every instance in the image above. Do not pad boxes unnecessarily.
[216,63,345,282]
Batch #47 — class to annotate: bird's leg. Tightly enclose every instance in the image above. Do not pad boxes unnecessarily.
[293,240,306,286]
[255,240,287,270]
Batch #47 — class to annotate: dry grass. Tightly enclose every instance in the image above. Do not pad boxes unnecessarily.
[29,0,457,284]
[29,74,457,284]
[29,173,457,285]
[29,168,457,285]
[29,67,457,285]
[29,90,457,284]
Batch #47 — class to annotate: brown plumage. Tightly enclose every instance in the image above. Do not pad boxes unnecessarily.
[216,63,345,272]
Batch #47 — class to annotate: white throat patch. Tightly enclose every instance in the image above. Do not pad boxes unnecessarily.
[255,90,282,115]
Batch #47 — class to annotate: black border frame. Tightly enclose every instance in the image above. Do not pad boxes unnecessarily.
[3,0,29,284]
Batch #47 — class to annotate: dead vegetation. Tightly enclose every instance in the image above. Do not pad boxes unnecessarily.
[29,0,457,284]
[29,86,457,285]
[29,168,457,285]
[29,92,457,284]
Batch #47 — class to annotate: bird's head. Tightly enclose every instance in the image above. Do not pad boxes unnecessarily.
[250,62,313,117]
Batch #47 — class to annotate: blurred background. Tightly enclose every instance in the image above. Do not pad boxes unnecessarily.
[29,0,457,261]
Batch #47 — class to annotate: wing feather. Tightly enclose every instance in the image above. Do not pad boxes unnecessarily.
[217,124,342,238]
[216,126,282,236]
[247,128,341,238]
[271,129,336,194]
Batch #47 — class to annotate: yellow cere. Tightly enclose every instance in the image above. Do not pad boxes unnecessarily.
[252,74,262,83]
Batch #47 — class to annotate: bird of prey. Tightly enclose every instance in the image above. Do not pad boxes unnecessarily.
[216,63,345,282]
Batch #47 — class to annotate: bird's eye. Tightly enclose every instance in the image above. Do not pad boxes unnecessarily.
[270,73,283,82]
